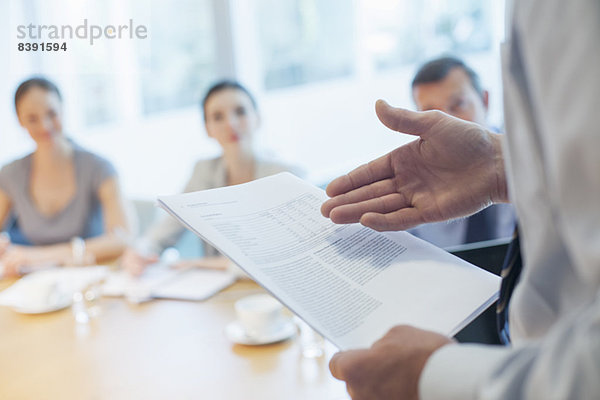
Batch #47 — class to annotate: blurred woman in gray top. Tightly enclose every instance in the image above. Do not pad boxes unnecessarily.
[0,78,131,276]
[121,80,297,276]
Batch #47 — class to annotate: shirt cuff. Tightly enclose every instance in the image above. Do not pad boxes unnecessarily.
[419,343,510,400]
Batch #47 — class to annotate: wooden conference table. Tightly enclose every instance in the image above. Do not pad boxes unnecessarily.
[0,279,349,400]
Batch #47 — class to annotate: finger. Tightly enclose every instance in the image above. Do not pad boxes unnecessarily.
[360,208,425,232]
[128,254,158,276]
[325,153,393,198]
[375,99,436,137]
[329,193,411,224]
[5,266,19,277]
[321,178,399,218]
[125,258,146,277]
[131,264,145,277]
[124,263,139,276]
[146,254,159,263]
[329,349,370,381]
[4,258,20,277]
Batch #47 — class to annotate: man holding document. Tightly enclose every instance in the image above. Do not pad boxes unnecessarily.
[321,1,600,399]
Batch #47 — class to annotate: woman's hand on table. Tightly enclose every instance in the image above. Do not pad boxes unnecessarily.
[120,247,159,277]
[172,256,229,271]
[0,245,63,277]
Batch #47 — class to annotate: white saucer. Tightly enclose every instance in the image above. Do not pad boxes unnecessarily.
[225,320,296,345]
[11,294,72,315]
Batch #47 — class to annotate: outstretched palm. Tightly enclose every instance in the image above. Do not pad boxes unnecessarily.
[321,100,507,231]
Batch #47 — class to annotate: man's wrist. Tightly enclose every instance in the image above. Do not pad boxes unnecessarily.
[490,133,509,203]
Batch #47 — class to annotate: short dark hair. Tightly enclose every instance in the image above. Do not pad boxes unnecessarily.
[14,77,62,112]
[201,80,257,121]
[411,56,484,99]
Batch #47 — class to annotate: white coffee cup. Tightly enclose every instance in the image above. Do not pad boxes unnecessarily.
[234,294,286,339]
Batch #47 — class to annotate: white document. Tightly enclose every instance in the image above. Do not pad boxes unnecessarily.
[158,172,500,350]
[102,265,236,301]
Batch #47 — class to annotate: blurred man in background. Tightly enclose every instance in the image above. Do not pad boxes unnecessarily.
[407,56,515,248]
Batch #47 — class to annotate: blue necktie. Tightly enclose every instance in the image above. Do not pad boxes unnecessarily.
[496,227,523,344]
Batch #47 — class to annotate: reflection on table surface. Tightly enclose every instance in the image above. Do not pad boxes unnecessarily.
[0,278,349,400]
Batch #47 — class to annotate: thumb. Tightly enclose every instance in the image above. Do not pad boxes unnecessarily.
[329,349,370,380]
[375,99,431,138]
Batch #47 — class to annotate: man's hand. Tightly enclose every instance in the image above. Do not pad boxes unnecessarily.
[330,325,453,400]
[322,100,508,231]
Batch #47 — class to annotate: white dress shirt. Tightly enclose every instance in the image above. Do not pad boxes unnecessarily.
[420,1,600,398]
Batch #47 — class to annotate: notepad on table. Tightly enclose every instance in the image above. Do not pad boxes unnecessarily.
[102,265,236,302]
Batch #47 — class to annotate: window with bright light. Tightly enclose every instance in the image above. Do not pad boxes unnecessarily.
[362,0,494,70]
[10,0,217,127]
[256,0,355,89]
[135,0,217,114]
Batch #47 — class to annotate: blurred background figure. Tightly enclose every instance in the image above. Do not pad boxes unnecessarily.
[1,1,507,248]
[0,77,131,276]
[406,56,515,248]
[2,1,506,199]
[121,80,298,276]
